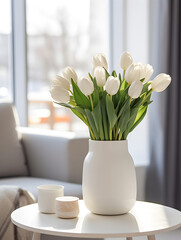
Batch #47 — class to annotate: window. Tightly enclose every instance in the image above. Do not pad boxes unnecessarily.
[126,0,149,165]
[10,0,149,165]
[0,0,12,100]
[110,0,149,165]
[26,0,109,132]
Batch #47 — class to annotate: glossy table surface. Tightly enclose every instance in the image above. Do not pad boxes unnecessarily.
[11,201,181,238]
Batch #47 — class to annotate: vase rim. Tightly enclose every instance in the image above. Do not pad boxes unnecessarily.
[89,139,128,143]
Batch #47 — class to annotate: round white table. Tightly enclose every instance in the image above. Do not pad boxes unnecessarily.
[11,201,181,240]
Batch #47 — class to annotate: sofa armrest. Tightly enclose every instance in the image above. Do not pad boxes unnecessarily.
[18,127,89,184]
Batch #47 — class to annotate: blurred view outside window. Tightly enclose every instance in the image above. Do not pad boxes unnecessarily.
[0,0,12,101]
[26,0,109,133]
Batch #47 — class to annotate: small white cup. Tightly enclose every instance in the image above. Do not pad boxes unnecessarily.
[38,185,64,213]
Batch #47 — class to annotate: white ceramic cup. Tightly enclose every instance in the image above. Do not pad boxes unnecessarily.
[56,196,79,218]
[38,185,64,213]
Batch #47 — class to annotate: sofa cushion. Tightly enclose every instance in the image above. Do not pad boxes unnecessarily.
[0,102,28,177]
[0,177,83,199]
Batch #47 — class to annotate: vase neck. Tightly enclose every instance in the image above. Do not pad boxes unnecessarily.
[89,140,129,154]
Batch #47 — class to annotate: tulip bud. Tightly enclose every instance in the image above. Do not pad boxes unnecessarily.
[93,66,106,87]
[50,86,70,103]
[105,76,120,95]
[125,63,141,84]
[51,75,70,90]
[62,66,77,83]
[128,80,143,99]
[139,64,154,83]
[93,53,108,71]
[151,73,171,92]
[120,51,133,70]
[78,76,94,96]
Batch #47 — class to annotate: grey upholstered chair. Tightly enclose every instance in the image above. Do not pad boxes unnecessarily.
[0,101,89,240]
[0,102,89,198]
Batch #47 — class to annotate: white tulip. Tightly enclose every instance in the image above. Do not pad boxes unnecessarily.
[93,66,106,87]
[62,66,77,83]
[151,73,171,92]
[93,53,108,71]
[105,76,120,95]
[51,75,70,90]
[125,63,141,84]
[144,64,154,82]
[120,51,133,70]
[50,86,70,103]
[128,80,143,99]
[78,76,94,96]
[139,64,154,83]
[135,62,144,78]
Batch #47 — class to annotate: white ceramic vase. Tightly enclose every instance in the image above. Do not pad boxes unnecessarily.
[82,140,137,215]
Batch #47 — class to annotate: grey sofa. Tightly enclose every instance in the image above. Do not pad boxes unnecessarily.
[0,102,89,239]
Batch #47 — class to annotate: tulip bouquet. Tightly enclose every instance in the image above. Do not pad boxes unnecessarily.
[50,52,171,140]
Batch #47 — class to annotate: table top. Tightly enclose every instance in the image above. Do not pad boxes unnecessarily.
[11,201,181,238]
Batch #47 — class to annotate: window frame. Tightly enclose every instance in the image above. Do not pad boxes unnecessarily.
[11,0,28,126]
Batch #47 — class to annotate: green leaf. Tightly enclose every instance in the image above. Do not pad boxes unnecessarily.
[85,109,99,140]
[140,78,145,82]
[112,70,117,77]
[69,96,76,106]
[71,79,91,109]
[118,98,130,134]
[71,108,88,126]
[91,77,99,107]
[142,93,152,106]
[119,73,122,82]
[100,95,109,140]
[141,81,151,94]
[106,95,117,129]
[130,95,145,108]
[144,100,153,106]
[115,87,129,114]
[56,102,73,109]
[74,106,86,115]
[113,89,121,109]
[88,73,94,81]
[122,106,139,139]
[92,100,104,140]
[117,97,128,118]
[120,79,128,91]
[105,69,110,80]
[130,105,148,132]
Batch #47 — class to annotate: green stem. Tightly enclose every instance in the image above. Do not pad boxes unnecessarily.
[118,131,122,140]
[69,89,73,95]
[85,115,96,140]
[90,95,94,110]
[141,89,153,105]
[115,118,121,138]
[123,70,126,81]
[89,127,96,140]
[112,127,116,140]
[129,97,132,105]
[109,127,112,140]
[109,96,113,140]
